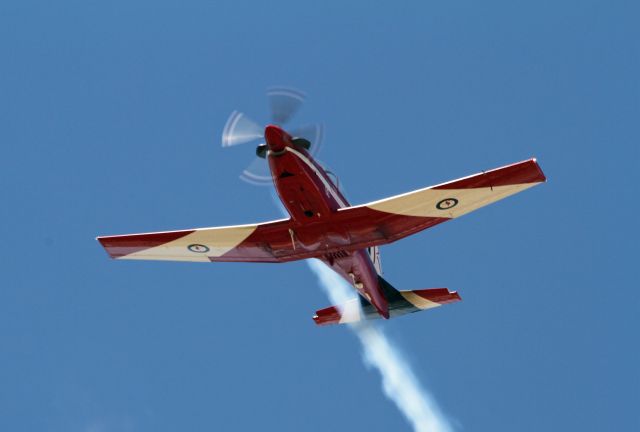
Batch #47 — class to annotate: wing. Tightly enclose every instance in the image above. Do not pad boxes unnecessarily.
[98,158,545,263]
[97,218,302,263]
[329,158,546,249]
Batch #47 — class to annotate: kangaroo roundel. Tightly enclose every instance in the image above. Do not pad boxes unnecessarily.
[436,198,459,210]
[188,244,210,253]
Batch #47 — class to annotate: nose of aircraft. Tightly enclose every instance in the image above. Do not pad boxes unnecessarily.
[264,124,291,153]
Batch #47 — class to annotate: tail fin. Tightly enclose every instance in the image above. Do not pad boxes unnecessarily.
[313,276,461,326]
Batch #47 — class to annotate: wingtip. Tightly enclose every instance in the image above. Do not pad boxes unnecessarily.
[96,236,118,259]
[529,157,547,183]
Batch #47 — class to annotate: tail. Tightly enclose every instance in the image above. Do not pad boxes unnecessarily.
[313,275,461,326]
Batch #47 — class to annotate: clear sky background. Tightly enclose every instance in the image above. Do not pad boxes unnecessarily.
[1,1,638,431]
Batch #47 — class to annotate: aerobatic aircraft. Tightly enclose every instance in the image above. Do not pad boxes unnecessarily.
[98,88,546,326]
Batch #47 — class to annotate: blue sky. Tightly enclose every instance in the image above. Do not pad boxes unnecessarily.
[1,1,638,431]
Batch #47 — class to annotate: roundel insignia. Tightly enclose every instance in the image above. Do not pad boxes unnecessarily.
[436,198,459,210]
[187,244,210,253]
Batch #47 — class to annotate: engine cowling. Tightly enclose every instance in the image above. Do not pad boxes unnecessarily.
[264,124,291,153]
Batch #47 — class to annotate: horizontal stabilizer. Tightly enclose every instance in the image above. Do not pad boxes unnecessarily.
[313,283,461,326]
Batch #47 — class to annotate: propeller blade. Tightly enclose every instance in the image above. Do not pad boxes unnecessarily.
[267,87,306,125]
[222,111,263,147]
[239,155,273,186]
[289,123,324,156]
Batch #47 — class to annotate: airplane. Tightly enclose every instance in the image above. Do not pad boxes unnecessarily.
[97,94,546,326]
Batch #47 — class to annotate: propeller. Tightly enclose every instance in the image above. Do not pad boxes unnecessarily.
[221,111,262,148]
[267,87,306,125]
[221,87,324,186]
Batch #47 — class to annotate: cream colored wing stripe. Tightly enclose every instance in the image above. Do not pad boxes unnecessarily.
[118,224,259,262]
[363,183,539,218]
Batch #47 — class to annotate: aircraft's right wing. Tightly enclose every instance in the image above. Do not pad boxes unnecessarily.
[329,158,546,249]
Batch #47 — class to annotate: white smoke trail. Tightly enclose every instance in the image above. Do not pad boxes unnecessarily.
[307,259,454,432]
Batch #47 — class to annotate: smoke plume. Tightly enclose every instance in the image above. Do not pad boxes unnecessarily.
[307,259,454,432]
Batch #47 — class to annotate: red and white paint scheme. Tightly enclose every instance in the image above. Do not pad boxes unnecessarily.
[98,124,546,325]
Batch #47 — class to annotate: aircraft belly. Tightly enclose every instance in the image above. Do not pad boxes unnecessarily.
[322,249,389,319]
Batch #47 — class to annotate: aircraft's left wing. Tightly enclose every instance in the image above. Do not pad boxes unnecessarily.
[326,158,546,250]
[98,218,301,263]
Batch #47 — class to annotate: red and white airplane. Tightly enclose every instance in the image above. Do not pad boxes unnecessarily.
[98,93,546,326]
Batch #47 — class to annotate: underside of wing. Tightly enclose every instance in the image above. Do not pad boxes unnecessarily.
[98,218,303,263]
[328,158,546,248]
[363,158,546,218]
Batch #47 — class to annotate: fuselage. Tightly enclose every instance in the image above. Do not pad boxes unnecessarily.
[265,125,389,318]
